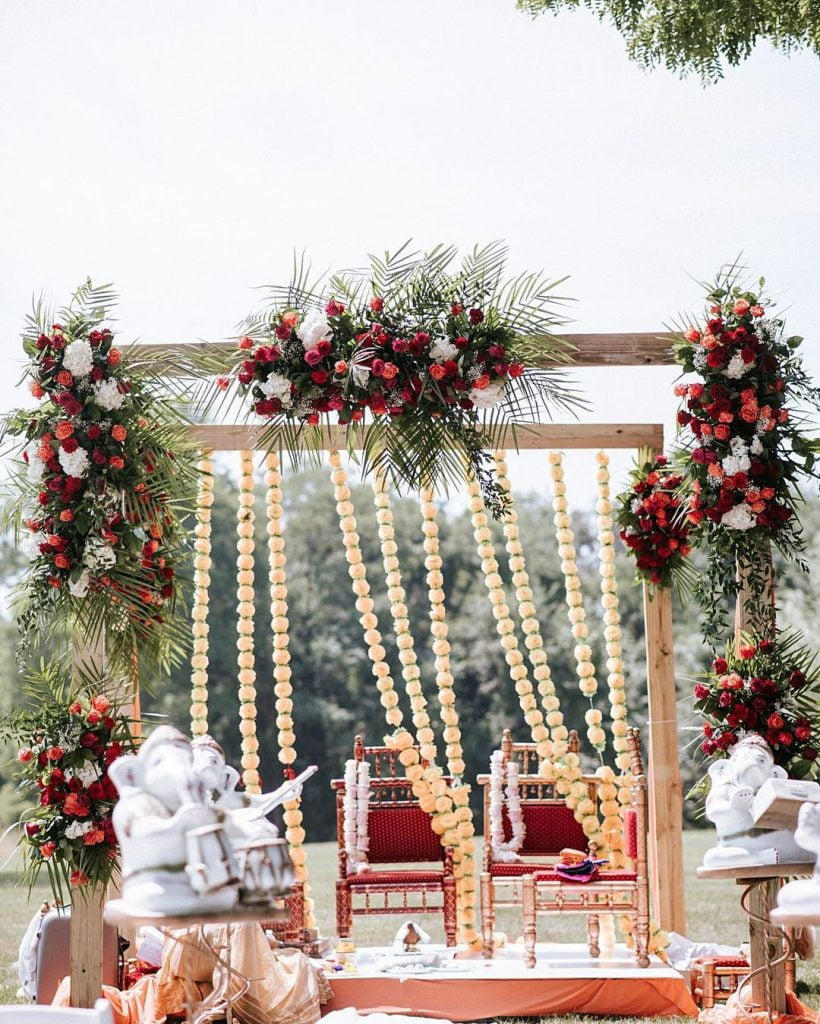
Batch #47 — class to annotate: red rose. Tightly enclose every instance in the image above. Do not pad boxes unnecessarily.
[238,336,254,350]
[304,348,323,367]
[767,713,784,730]
[86,710,101,725]
[24,822,40,837]
[47,745,64,761]
[91,695,111,713]
[311,370,330,384]
[370,297,384,313]
[69,870,90,887]
[790,670,806,688]
[693,683,709,700]
[468,308,484,325]
[41,841,57,859]
[713,657,728,674]
[738,644,756,659]
[451,303,464,316]
[795,725,812,742]
[61,437,79,454]
[325,300,345,317]
[804,747,818,761]
[17,747,33,762]
[453,336,469,350]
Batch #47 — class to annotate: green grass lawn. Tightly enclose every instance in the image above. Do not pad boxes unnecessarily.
[1,831,818,1019]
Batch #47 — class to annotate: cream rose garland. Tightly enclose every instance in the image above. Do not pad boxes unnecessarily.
[264,451,315,926]
[236,450,260,794]
[419,487,466,779]
[548,452,605,757]
[190,450,213,737]
[370,472,479,946]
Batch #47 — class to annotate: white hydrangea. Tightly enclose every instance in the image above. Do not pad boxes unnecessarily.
[21,531,47,559]
[26,444,46,483]
[68,570,91,599]
[92,378,125,411]
[630,497,643,514]
[58,446,89,478]
[429,338,459,363]
[295,309,330,350]
[64,820,93,840]
[750,436,764,455]
[721,503,756,531]
[83,538,117,571]
[74,761,101,786]
[724,351,750,380]
[62,339,94,378]
[259,372,293,407]
[469,380,506,409]
[693,349,708,371]
[722,439,751,477]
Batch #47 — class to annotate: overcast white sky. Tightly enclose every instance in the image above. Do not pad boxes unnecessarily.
[1,0,819,504]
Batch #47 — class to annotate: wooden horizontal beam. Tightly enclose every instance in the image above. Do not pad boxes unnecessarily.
[187,422,664,452]
[131,332,677,371]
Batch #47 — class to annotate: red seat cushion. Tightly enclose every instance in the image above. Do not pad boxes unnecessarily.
[693,957,749,968]
[345,869,445,886]
[499,803,588,856]
[367,806,444,863]
[532,869,637,883]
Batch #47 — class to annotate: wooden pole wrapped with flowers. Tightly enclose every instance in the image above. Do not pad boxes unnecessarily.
[3,282,197,1006]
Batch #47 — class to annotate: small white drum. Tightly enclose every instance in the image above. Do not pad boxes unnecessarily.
[185,822,240,897]
[235,837,294,905]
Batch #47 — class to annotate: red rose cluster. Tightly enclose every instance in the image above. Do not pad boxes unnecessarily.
[15,691,133,889]
[616,454,691,587]
[674,295,796,535]
[693,637,818,772]
[11,309,184,639]
[234,298,524,427]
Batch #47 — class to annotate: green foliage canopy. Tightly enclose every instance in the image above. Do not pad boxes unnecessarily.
[517,0,820,81]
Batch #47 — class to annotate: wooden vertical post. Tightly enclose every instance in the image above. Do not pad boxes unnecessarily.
[642,582,687,935]
[69,625,106,1008]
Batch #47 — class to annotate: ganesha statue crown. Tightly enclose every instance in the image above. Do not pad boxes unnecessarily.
[702,734,815,870]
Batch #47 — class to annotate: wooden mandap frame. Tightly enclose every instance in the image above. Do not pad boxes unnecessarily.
[71,332,686,1006]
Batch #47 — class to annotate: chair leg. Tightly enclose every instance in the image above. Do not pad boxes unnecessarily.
[480,872,495,958]
[702,960,715,1009]
[522,875,537,969]
[443,876,458,948]
[335,880,352,939]
[634,914,651,968]
[587,914,600,958]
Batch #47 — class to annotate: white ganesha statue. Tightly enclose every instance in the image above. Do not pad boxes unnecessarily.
[702,734,815,869]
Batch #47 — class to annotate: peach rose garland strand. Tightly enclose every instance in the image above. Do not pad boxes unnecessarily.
[190,450,213,738]
[419,487,467,779]
[548,452,606,758]
[265,451,315,928]
[370,471,479,945]
[595,451,632,869]
[328,451,478,946]
[236,450,261,794]
[473,464,595,847]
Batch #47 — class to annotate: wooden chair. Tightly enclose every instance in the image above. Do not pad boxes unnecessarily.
[479,727,650,968]
[331,735,458,946]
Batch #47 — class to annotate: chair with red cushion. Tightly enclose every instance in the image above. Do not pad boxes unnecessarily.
[331,736,457,946]
[479,727,650,968]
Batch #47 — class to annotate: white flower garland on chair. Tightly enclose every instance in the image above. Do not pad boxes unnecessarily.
[343,758,370,874]
[190,450,213,737]
[236,449,260,793]
[488,750,525,862]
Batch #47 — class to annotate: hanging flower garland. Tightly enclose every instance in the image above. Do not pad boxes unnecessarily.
[548,452,605,756]
[419,488,467,780]
[190,450,213,738]
[595,452,631,775]
[264,452,315,927]
[342,758,370,874]
[371,472,479,944]
[492,452,564,759]
[488,750,525,861]
[236,450,260,794]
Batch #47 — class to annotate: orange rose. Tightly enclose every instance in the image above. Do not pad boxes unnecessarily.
[109,456,125,470]
[30,381,45,399]
[55,422,74,440]
[54,554,71,570]
[473,374,491,390]
[382,362,399,380]
[111,424,127,442]
[282,311,299,329]
[56,370,73,387]
[718,411,733,423]
[59,510,74,523]
[740,405,758,423]
[150,523,163,539]
[714,424,730,441]
[69,870,90,887]
[107,348,122,366]
[707,463,724,479]
[83,828,106,846]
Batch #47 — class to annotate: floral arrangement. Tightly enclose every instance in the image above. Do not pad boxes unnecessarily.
[488,750,525,862]
[0,667,136,899]
[342,759,370,875]
[692,633,819,775]
[616,453,692,589]
[673,266,820,642]
[229,244,579,516]
[3,282,198,674]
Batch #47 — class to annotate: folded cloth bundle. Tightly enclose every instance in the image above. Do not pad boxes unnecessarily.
[554,857,608,883]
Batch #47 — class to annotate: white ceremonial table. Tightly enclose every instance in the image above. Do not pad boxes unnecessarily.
[696,863,811,1015]
[105,901,286,1024]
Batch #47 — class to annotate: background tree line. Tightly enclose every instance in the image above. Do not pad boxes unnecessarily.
[2,467,818,839]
